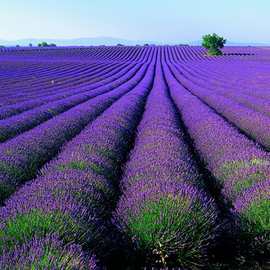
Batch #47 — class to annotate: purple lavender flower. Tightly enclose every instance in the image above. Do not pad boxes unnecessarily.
[164,56,270,247]
[0,61,148,203]
[0,53,155,268]
[0,234,98,270]
[114,57,217,268]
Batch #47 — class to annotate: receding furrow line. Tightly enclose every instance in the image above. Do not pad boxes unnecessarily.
[169,64,270,156]
[164,61,270,262]
[0,62,131,108]
[114,52,217,269]
[0,62,99,97]
[0,63,145,142]
[0,62,149,204]
[0,62,135,119]
[0,57,156,270]
[0,62,122,97]
[170,62,270,151]
[174,63,270,116]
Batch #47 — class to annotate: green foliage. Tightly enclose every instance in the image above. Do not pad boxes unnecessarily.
[38,42,57,47]
[202,33,226,56]
[219,158,268,181]
[57,160,116,179]
[29,246,84,270]
[0,210,80,253]
[0,161,25,202]
[233,173,265,195]
[0,182,14,204]
[128,196,214,267]
[57,160,89,171]
[242,199,270,234]
[30,247,64,269]
[208,47,223,56]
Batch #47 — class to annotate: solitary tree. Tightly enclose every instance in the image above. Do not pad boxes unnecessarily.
[202,33,226,56]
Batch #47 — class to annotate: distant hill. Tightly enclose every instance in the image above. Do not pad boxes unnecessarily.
[0,37,161,47]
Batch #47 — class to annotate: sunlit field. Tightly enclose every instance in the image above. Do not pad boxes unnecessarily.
[0,45,269,269]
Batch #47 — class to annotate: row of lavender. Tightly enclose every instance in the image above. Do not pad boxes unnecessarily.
[0,48,156,203]
[2,47,216,267]
[0,45,151,63]
[0,63,143,142]
[0,45,219,64]
[0,46,269,268]
[163,53,269,261]
[0,45,261,106]
[0,62,135,115]
[0,49,219,268]
[0,62,130,105]
[114,56,217,268]
[0,46,155,106]
[0,45,155,104]
[0,50,156,269]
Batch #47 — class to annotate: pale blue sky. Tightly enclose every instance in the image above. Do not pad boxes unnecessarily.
[1,0,269,42]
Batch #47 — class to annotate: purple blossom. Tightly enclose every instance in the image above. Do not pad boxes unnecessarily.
[0,234,98,270]
[114,57,217,267]
[0,52,155,267]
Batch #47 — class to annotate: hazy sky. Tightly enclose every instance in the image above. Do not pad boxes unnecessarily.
[1,0,269,42]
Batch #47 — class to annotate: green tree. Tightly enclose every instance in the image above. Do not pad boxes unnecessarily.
[202,33,226,56]
[38,42,47,47]
[38,42,57,47]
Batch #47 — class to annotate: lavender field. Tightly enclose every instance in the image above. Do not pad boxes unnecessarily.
[0,45,269,269]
